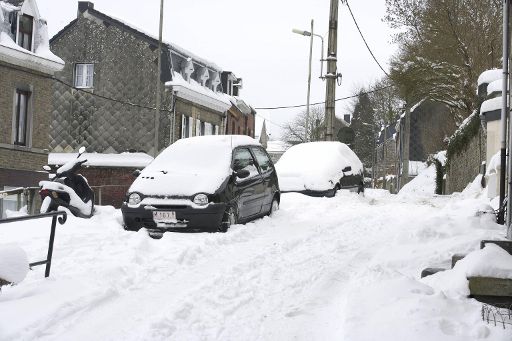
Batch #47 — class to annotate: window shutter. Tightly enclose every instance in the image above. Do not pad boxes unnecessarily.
[195,119,201,136]
[188,117,193,137]
[181,115,186,138]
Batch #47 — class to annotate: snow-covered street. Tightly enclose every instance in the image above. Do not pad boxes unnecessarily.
[0,183,510,341]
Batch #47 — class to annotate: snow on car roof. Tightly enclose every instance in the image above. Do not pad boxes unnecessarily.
[277,142,363,172]
[276,142,363,192]
[129,135,261,196]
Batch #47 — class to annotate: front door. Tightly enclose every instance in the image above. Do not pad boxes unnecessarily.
[232,147,264,219]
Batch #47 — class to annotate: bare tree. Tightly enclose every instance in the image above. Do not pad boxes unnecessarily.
[282,106,325,144]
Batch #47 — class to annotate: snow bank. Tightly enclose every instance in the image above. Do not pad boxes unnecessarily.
[49,153,153,169]
[477,69,502,86]
[398,164,435,197]
[424,244,512,298]
[276,142,363,192]
[0,245,29,284]
[129,135,260,197]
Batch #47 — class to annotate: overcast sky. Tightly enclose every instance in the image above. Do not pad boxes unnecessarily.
[38,0,396,140]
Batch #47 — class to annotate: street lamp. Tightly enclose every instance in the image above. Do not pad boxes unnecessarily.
[293,20,325,142]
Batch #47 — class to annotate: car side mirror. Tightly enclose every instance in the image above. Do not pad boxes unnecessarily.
[342,166,352,173]
[235,169,250,179]
[132,169,141,177]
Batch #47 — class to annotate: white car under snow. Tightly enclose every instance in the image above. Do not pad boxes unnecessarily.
[275,141,364,197]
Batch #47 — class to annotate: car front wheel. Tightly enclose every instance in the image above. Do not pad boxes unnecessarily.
[219,206,237,233]
[357,182,365,194]
[268,196,279,216]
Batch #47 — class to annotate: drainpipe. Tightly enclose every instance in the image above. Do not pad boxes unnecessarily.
[500,0,510,225]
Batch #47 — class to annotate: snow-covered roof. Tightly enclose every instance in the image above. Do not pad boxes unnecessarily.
[477,69,502,86]
[48,152,154,169]
[266,140,291,153]
[0,0,64,74]
[78,4,222,72]
[480,96,502,115]
[166,72,232,114]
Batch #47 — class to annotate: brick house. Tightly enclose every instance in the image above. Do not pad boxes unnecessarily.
[0,0,64,216]
[49,2,256,206]
[50,1,255,155]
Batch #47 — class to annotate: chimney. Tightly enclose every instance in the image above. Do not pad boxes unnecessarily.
[78,2,94,16]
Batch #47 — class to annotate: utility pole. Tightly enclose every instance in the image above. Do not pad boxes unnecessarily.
[324,0,340,141]
[153,0,164,157]
[500,0,510,225]
[305,19,314,142]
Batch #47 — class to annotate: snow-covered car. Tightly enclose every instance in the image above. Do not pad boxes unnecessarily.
[121,135,280,236]
[275,141,364,197]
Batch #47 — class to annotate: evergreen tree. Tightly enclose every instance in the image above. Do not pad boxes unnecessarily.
[350,91,376,168]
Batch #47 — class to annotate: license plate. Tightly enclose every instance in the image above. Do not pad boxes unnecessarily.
[153,211,176,223]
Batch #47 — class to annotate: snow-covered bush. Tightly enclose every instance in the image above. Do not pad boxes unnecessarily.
[0,245,29,286]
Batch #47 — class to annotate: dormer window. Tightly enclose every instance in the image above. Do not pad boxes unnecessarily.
[198,68,209,87]
[210,72,221,92]
[182,58,194,82]
[17,14,34,51]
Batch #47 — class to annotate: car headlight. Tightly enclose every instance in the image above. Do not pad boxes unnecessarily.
[128,193,142,205]
[193,193,209,206]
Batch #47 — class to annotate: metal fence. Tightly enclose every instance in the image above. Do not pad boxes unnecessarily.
[0,187,40,218]
[0,211,67,279]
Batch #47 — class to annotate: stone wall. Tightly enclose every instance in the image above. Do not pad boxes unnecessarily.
[76,167,138,208]
[446,128,486,194]
[0,62,52,187]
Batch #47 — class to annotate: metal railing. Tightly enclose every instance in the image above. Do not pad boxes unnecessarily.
[0,211,67,278]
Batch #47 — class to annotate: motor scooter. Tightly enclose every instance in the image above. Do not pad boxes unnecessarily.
[40,147,95,218]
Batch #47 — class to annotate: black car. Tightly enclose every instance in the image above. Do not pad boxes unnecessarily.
[121,136,280,237]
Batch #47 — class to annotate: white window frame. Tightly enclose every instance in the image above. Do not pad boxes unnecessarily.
[74,63,94,88]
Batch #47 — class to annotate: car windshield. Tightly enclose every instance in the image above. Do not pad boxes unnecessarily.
[144,138,232,175]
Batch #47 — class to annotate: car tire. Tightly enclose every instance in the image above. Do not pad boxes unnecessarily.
[357,182,365,194]
[219,206,237,233]
[268,196,279,216]
[328,184,340,198]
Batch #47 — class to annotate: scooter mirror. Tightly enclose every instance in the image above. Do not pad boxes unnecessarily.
[43,165,51,171]
[78,146,86,155]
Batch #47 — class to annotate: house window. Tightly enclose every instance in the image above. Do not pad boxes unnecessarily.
[14,90,30,146]
[17,15,33,51]
[74,64,94,88]
[200,122,206,136]
[182,115,192,138]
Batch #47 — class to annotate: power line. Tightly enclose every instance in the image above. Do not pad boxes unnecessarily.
[345,0,390,77]
[254,84,394,111]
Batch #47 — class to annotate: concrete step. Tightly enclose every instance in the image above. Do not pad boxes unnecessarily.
[469,277,512,305]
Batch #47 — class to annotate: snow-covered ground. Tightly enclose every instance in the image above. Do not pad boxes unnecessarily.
[0,174,510,340]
